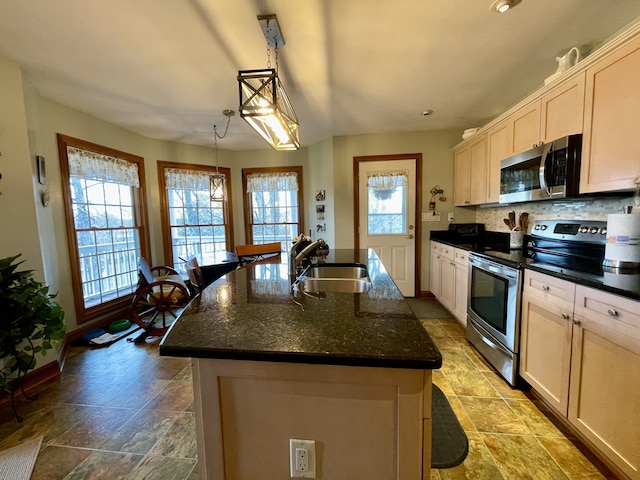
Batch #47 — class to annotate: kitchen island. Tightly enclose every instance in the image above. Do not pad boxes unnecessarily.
[160,249,442,479]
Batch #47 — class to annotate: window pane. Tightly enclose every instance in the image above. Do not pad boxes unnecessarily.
[245,169,302,246]
[367,185,407,235]
[164,173,230,271]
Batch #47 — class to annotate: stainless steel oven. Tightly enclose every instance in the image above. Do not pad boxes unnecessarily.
[466,253,523,386]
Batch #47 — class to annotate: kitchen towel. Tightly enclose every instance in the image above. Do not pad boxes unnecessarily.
[605,213,640,265]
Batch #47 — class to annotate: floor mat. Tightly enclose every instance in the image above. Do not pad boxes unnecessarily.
[71,323,141,347]
[0,436,42,480]
[406,297,453,319]
[431,385,469,468]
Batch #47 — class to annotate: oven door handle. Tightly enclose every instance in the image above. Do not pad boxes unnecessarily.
[469,319,514,357]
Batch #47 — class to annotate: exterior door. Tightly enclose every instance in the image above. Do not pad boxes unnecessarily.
[358,159,417,296]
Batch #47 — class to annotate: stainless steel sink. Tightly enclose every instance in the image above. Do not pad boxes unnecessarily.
[303,264,369,279]
[293,264,371,294]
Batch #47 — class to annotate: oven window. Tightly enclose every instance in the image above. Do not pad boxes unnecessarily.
[469,267,508,334]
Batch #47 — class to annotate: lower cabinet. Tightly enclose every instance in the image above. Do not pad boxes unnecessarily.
[520,270,640,480]
[429,241,469,326]
[192,358,433,480]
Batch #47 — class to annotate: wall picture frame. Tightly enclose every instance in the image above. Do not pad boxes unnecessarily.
[37,155,46,185]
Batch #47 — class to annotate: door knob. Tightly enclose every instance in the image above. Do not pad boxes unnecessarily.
[408,225,414,230]
[407,234,414,239]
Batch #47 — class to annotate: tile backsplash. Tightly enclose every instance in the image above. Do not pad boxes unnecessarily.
[475,196,636,233]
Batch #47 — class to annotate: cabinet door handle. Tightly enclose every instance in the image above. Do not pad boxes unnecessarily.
[572,318,581,325]
[542,285,550,291]
[607,309,618,317]
[561,313,570,320]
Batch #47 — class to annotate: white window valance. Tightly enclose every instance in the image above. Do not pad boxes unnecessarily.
[165,168,220,190]
[67,146,140,187]
[246,172,298,193]
[367,171,408,190]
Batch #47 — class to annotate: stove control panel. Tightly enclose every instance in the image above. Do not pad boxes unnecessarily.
[531,220,607,243]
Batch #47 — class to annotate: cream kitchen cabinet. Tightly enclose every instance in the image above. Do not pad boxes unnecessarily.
[429,242,444,298]
[569,285,640,480]
[581,34,640,194]
[520,271,576,415]
[520,270,640,480]
[486,121,512,203]
[453,133,487,206]
[451,249,469,326]
[539,73,585,143]
[429,241,469,326]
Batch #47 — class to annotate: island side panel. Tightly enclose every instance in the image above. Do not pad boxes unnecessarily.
[193,358,433,479]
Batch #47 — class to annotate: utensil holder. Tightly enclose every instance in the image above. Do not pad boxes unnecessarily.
[509,231,524,249]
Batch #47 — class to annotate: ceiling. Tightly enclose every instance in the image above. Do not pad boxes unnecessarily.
[1,1,640,151]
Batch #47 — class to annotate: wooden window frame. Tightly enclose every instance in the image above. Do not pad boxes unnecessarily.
[242,166,304,245]
[57,134,151,324]
[157,161,234,268]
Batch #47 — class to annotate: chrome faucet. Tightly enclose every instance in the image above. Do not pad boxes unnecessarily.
[294,238,326,275]
[289,234,308,277]
[289,236,326,277]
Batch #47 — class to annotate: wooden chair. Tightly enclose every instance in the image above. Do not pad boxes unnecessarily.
[235,242,282,266]
[130,257,192,343]
[185,256,204,293]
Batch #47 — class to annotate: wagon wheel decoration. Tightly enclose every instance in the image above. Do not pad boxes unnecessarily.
[131,280,191,343]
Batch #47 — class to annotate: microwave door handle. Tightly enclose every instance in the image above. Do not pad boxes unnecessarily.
[538,142,553,196]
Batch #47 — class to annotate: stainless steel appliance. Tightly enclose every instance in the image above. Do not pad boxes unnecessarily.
[466,219,608,387]
[499,134,582,204]
[467,253,523,386]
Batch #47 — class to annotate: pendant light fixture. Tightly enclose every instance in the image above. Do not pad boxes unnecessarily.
[210,109,234,202]
[238,14,300,151]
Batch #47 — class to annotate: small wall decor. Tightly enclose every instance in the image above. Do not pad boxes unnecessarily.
[429,185,445,210]
[37,155,46,185]
[316,204,325,220]
[316,223,326,233]
[315,190,325,202]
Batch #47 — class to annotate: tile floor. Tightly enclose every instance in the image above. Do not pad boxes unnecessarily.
[0,301,617,479]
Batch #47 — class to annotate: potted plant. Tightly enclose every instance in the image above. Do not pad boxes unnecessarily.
[0,254,65,421]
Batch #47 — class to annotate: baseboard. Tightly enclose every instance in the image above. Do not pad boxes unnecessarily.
[0,360,62,408]
[525,389,628,480]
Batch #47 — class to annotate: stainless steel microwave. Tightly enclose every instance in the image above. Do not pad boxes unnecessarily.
[499,134,582,204]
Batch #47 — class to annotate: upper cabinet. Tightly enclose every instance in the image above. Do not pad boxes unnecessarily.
[511,102,541,155]
[540,73,585,143]
[581,34,640,194]
[454,22,640,205]
[454,133,487,206]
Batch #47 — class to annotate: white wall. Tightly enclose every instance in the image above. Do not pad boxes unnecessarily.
[0,56,43,276]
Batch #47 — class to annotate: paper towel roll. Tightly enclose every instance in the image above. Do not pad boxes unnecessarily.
[605,213,640,266]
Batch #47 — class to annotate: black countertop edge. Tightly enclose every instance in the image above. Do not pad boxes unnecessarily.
[158,346,443,370]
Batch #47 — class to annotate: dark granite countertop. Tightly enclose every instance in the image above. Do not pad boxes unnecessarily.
[430,233,640,301]
[159,249,442,370]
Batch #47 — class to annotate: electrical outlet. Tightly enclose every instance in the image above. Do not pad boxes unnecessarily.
[448,213,455,222]
[289,439,316,478]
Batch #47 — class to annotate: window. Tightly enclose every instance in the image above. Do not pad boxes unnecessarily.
[57,134,150,323]
[158,162,234,271]
[367,171,408,235]
[242,166,304,250]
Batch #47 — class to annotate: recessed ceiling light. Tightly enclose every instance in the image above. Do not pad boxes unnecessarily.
[421,110,434,116]
[491,0,515,13]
